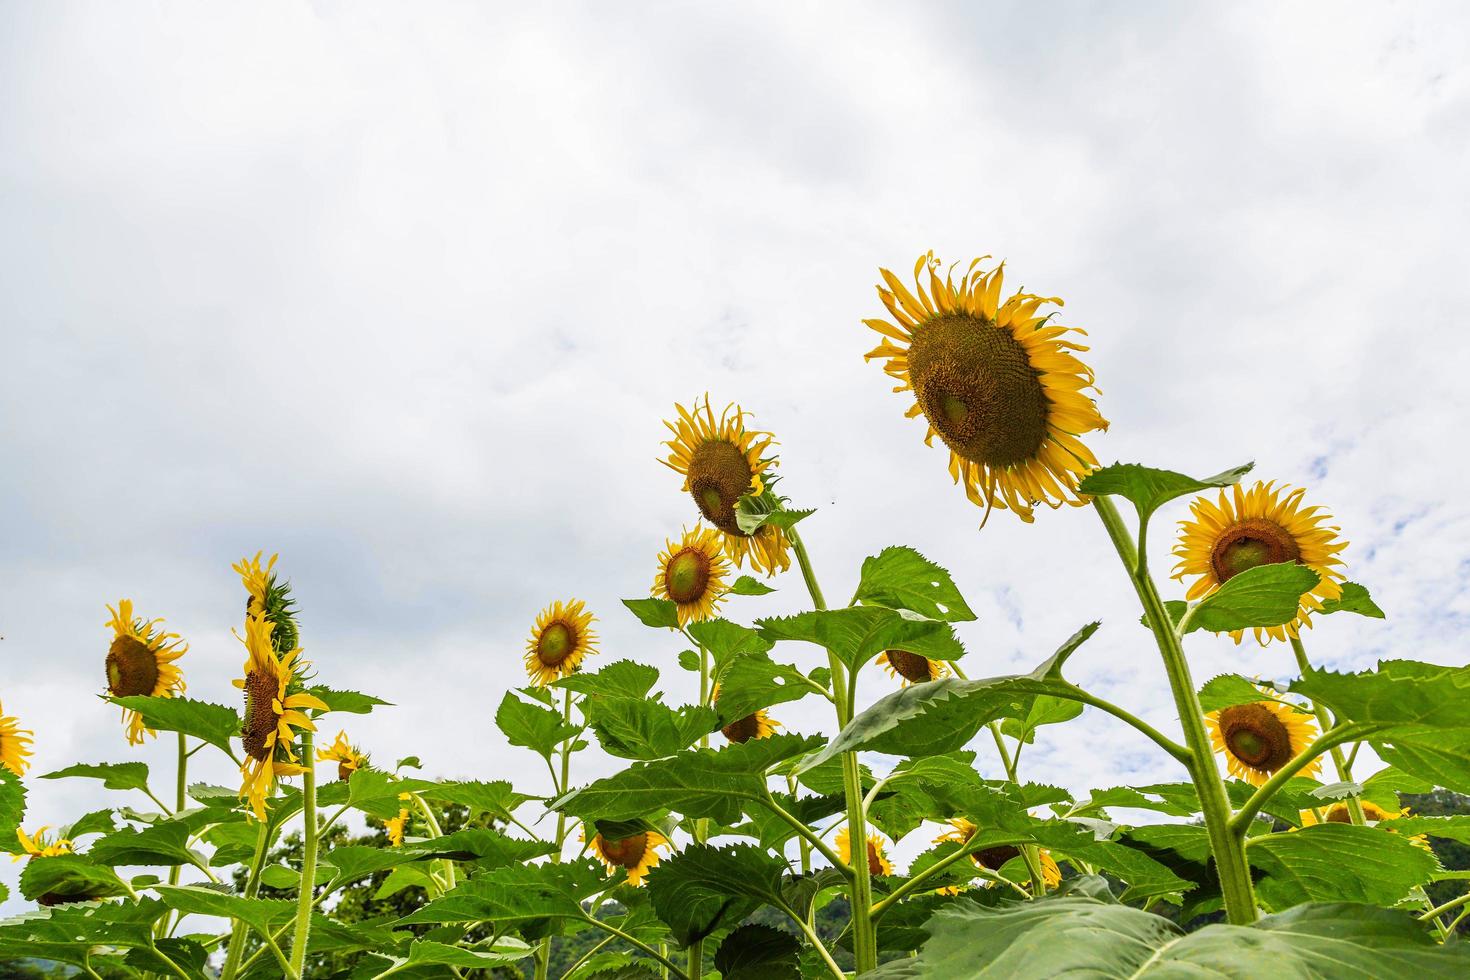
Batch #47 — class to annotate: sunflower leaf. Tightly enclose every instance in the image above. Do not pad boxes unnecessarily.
[1248,823,1437,911]
[1186,563,1321,633]
[1078,461,1254,525]
[645,843,786,945]
[714,922,801,980]
[1317,581,1386,619]
[89,820,199,867]
[688,618,774,667]
[582,697,719,760]
[757,606,965,674]
[554,660,661,700]
[734,494,815,535]
[307,687,392,714]
[18,854,131,904]
[729,575,776,596]
[999,695,1084,745]
[853,546,977,623]
[623,597,680,629]
[0,769,26,847]
[404,937,536,967]
[422,780,532,821]
[107,696,241,754]
[714,651,824,724]
[1197,674,1274,713]
[153,884,297,935]
[1292,661,1470,728]
[396,859,606,926]
[496,691,580,759]
[40,761,151,794]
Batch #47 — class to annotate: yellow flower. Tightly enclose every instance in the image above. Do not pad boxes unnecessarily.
[836,826,894,877]
[384,809,409,847]
[651,526,732,626]
[934,819,1061,888]
[234,614,328,819]
[103,599,188,745]
[524,599,597,687]
[13,827,72,861]
[661,396,791,576]
[232,552,300,653]
[1173,481,1347,644]
[317,730,368,781]
[1206,695,1320,787]
[1299,801,1430,848]
[0,702,34,777]
[864,253,1107,524]
[588,828,670,886]
[233,551,277,616]
[877,650,947,686]
[711,683,781,744]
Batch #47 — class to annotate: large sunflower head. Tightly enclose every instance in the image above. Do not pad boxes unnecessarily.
[1206,695,1320,787]
[233,613,328,819]
[934,819,1062,888]
[1173,481,1348,644]
[652,525,731,626]
[0,702,34,777]
[524,599,597,687]
[317,730,369,782]
[836,826,894,877]
[103,599,188,745]
[877,650,948,687]
[865,253,1108,524]
[588,828,670,886]
[233,552,300,654]
[661,396,792,576]
[13,826,72,862]
[711,683,781,744]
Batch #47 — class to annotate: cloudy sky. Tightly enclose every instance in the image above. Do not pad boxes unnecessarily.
[2,1,1468,907]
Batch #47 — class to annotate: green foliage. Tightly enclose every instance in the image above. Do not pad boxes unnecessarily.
[496,690,580,758]
[621,598,680,629]
[106,695,241,753]
[1078,461,1253,524]
[1318,581,1386,618]
[39,761,151,794]
[852,546,976,623]
[1186,563,1321,633]
[714,923,801,979]
[758,605,965,673]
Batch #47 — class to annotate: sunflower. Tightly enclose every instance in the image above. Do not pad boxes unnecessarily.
[661,396,792,576]
[864,253,1107,524]
[588,828,670,886]
[103,599,188,745]
[711,683,781,743]
[1173,481,1347,644]
[233,552,300,653]
[934,819,1062,888]
[317,730,368,781]
[524,599,597,687]
[836,826,894,877]
[0,702,34,777]
[13,827,72,861]
[1299,801,1430,847]
[651,525,732,626]
[384,808,409,847]
[1206,696,1320,787]
[877,650,947,686]
[234,613,328,819]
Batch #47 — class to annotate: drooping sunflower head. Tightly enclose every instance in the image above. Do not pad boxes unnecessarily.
[232,552,300,654]
[317,729,369,782]
[1173,481,1348,644]
[233,613,328,819]
[661,396,792,576]
[13,826,72,862]
[524,599,597,687]
[652,525,731,626]
[103,599,188,745]
[711,683,781,744]
[933,819,1062,888]
[864,253,1108,524]
[877,650,947,686]
[836,826,894,877]
[1206,695,1320,787]
[0,702,34,777]
[588,828,670,886]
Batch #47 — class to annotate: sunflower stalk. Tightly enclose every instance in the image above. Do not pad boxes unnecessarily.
[1093,496,1259,924]
[287,731,319,978]
[787,524,879,974]
[1289,635,1367,825]
[219,818,273,980]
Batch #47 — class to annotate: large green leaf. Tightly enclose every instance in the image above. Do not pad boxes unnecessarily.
[0,769,26,849]
[1382,814,1470,843]
[1078,462,1252,524]
[687,619,774,667]
[1317,581,1386,618]
[1293,660,1470,727]
[89,820,199,867]
[396,859,605,926]
[18,854,130,903]
[729,575,776,596]
[622,597,680,629]
[154,884,296,935]
[713,923,800,980]
[999,695,1083,745]
[307,687,391,714]
[852,546,976,623]
[403,937,536,967]
[645,844,786,945]
[713,651,824,724]
[423,780,532,821]
[554,660,661,700]
[496,691,579,758]
[553,734,824,825]
[1248,823,1438,911]
[40,761,152,794]
[107,696,240,753]
[582,697,718,760]
[1196,674,1272,713]
[866,889,1470,978]
[795,624,1097,772]
[758,607,964,673]
[0,898,170,951]
[1187,563,1321,633]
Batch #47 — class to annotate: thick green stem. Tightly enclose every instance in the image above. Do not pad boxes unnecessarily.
[220,818,272,980]
[788,526,877,973]
[288,732,319,976]
[1231,725,1366,833]
[688,643,711,979]
[536,689,578,980]
[158,734,188,938]
[1289,636,1367,825]
[1094,497,1258,924]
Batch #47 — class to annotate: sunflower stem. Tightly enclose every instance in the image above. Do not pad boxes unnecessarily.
[787,525,878,974]
[288,731,319,977]
[220,818,272,980]
[1289,635,1368,825]
[1093,496,1259,925]
[689,643,710,980]
[1230,724,1367,833]
[158,733,188,938]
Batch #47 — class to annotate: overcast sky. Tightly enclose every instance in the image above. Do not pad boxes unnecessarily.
[3,1,1468,909]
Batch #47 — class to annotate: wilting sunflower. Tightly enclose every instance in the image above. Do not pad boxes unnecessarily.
[588,828,670,886]
[1173,481,1347,644]
[233,552,300,653]
[317,730,368,781]
[935,819,1062,888]
[651,525,732,626]
[524,599,597,687]
[661,396,791,576]
[1206,696,1320,787]
[877,650,947,686]
[711,683,781,743]
[234,614,328,819]
[836,826,894,877]
[103,599,188,745]
[0,702,34,777]
[864,253,1108,524]
[13,827,72,861]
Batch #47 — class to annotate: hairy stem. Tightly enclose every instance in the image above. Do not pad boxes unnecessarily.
[220,817,272,980]
[1289,635,1367,825]
[288,732,319,977]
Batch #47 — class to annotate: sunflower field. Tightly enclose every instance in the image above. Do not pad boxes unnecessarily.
[5,252,1470,980]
